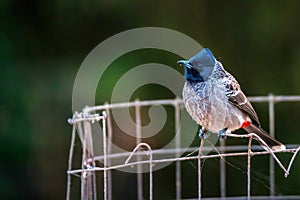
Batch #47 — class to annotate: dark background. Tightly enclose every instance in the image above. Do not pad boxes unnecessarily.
[1,0,300,199]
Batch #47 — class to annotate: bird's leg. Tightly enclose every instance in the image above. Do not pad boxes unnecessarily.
[218,128,228,140]
[199,127,210,139]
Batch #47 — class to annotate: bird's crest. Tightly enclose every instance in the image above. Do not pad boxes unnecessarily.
[189,48,215,69]
[178,48,217,82]
[189,48,216,81]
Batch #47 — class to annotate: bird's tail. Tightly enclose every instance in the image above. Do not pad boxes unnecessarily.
[243,124,286,151]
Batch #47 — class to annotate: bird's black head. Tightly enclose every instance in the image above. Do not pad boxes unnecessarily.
[180,62,204,82]
[177,48,216,82]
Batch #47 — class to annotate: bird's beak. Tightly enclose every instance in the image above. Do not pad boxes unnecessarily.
[177,60,193,69]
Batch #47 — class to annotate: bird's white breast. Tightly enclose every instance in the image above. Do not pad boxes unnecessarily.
[183,79,248,134]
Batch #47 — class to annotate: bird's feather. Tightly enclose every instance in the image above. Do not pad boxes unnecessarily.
[227,91,261,126]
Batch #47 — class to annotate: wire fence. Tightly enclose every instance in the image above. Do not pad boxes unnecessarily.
[66,94,300,200]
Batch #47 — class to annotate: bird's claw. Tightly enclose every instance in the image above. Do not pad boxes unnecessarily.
[218,128,228,140]
[199,128,210,139]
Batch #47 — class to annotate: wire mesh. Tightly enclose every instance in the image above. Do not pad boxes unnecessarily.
[66,94,300,200]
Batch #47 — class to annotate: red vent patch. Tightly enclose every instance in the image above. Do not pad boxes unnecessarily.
[241,121,251,128]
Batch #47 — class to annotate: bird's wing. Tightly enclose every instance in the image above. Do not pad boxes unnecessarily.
[227,90,261,126]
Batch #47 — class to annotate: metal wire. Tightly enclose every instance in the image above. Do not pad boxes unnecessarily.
[135,100,143,200]
[66,95,300,200]
[268,94,275,197]
[174,98,181,200]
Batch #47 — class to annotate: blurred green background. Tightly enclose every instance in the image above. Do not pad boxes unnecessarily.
[1,0,300,199]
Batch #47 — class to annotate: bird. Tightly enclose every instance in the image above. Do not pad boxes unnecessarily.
[177,48,285,151]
